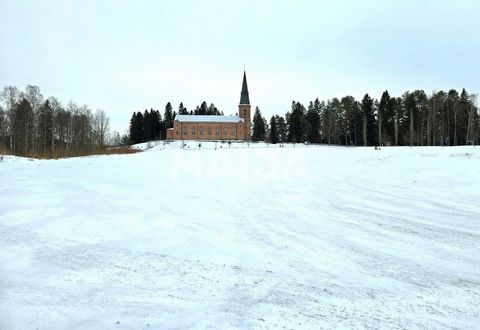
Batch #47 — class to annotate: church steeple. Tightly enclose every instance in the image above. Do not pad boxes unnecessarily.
[240,71,250,105]
[238,70,251,141]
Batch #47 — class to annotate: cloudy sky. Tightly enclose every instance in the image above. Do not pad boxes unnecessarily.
[1,0,479,132]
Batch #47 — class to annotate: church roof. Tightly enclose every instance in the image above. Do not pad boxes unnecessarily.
[240,71,250,105]
[175,115,244,123]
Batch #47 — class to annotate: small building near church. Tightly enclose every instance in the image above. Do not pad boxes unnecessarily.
[166,72,252,141]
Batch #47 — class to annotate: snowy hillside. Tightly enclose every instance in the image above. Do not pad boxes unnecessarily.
[1,143,480,329]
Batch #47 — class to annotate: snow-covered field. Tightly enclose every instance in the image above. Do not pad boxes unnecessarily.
[1,142,480,329]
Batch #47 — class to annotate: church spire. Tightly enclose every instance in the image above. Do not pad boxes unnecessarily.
[240,71,250,105]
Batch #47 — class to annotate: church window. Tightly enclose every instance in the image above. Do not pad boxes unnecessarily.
[208,127,212,135]
[232,128,236,135]
[224,127,228,135]
[192,127,196,135]
[183,129,187,136]
[216,127,220,135]
[200,127,204,135]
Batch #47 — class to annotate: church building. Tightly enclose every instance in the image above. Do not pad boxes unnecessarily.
[166,72,251,141]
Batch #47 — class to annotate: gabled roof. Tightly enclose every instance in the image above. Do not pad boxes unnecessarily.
[175,115,244,123]
[240,71,250,105]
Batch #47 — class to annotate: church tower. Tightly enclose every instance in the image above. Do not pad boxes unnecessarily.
[239,71,251,140]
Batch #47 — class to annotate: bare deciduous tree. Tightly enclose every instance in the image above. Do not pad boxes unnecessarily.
[93,109,110,147]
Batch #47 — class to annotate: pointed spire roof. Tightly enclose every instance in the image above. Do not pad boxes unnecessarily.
[240,71,250,105]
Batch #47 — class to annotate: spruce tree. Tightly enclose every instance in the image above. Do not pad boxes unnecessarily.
[207,103,220,115]
[306,100,321,143]
[252,106,266,141]
[163,102,174,130]
[269,116,278,144]
[276,115,287,143]
[129,111,144,144]
[178,102,188,115]
[199,101,208,115]
[288,101,305,143]
[151,110,162,140]
[143,110,152,141]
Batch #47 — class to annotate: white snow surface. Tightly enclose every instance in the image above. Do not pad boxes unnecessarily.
[1,142,480,329]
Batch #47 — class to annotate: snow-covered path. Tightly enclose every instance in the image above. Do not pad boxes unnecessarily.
[1,143,480,329]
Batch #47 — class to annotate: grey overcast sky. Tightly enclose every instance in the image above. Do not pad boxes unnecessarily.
[1,0,480,132]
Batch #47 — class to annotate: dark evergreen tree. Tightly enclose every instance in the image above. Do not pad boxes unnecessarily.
[305,100,321,143]
[378,91,391,146]
[322,99,339,145]
[129,111,144,144]
[143,109,153,141]
[360,94,376,146]
[163,102,174,130]
[269,115,278,144]
[11,99,34,156]
[447,89,459,146]
[251,106,266,141]
[37,99,54,154]
[276,115,287,143]
[338,96,359,146]
[207,103,221,115]
[152,110,162,140]
[459,88,470,145]
[197,101,208,115]
[178,102,188,115]
[287,101,305,143]
[404,90,428,146]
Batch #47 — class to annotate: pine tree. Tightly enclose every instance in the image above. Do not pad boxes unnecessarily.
[251,106,266,141]
[459,88,470,145]
[322,99,338,145]
[338,96,358,146]
[361,94,375,146]
[378,91,390,146]
[404,90,428,146]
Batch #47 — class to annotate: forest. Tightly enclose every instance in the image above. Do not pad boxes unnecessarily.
[130,88,479,147]
[253,89,479,146]
[0,85,112,158]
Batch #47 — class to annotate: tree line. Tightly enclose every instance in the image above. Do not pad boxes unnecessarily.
[128,101,223,144]
[0,85,111,157]
[252,89,480,146]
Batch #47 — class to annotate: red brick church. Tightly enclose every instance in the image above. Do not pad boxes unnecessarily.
[166,72,252,141]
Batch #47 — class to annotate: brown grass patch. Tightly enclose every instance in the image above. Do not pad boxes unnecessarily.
[45,147,141,159]
[2,147,141,160]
